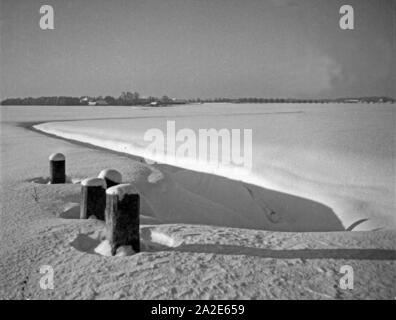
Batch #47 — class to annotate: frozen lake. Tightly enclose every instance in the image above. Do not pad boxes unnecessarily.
[3,103,395,230]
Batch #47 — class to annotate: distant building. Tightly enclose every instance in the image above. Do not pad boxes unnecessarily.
[80,97,89,104]
[84,98,108,106]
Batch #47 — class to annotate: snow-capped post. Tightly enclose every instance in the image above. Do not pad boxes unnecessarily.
[49,153,66,184]
[105,184,140,255]
[80,177,107,220]
[98,169,122,189]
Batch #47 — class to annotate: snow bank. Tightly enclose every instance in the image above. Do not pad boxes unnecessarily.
[98,161,343,231]
[34,103,395,230]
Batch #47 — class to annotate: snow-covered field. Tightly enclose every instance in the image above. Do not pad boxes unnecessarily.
[1,104,395,299]
[34,103,395,231]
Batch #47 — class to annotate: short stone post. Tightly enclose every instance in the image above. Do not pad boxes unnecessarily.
[80,177,107,220]
[49,153,66,184]
[105,184,140,255]
[98,169,122,188]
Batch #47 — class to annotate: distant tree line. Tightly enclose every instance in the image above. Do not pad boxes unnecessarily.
[0,92,181,106]
[187,96,395,104]
[1,96,82,106]
[1,93,394,106]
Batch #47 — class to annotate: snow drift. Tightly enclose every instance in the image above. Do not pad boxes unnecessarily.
[33,103,395,231]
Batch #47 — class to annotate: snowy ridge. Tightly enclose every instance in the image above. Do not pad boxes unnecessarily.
[33,103,395,231]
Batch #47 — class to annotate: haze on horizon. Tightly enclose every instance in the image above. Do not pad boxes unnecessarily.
[1,0,395,100]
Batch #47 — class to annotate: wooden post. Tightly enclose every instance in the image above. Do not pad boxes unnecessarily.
[80,177,107,220]
[98,169,122,189]
[105,184,140,255]
[49,153,66,184]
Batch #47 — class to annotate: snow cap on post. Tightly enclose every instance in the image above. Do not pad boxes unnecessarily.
[49,153,65,161]
[81,177,107,188]
[98,169,122,188]
[106,183,138,201]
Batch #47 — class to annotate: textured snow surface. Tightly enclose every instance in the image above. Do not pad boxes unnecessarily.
[1,105,395,300]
